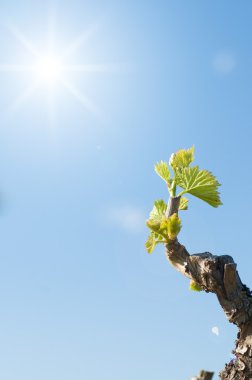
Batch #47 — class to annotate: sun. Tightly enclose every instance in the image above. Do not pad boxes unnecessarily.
[0,23,117,115]
[36,54,63,84]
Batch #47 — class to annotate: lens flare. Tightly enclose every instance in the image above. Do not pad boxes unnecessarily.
[36,55,63,84]
[0,22,119,116]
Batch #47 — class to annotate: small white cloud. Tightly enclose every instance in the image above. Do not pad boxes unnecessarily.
[105,205,145,233]
[212,326,219,336]
[213,51,236,75]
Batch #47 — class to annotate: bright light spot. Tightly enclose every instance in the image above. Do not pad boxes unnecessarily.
[212,326,219,336]
[1,23,117,114]
[36,55,63,84]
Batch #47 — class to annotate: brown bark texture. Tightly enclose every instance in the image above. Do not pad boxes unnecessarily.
[166,198,252,380]
[190,370,214,380]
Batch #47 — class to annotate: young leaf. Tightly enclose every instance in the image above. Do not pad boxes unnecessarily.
[145,233,156,254]
[179,197,189,211]
[149,199,167,223]
[167,213,182,240]
[169,146,194,170]
[145,232,166,253]
[189,280,203,292]
[154,161,170,184]
[175,166,222,207]
[146,219,168,240]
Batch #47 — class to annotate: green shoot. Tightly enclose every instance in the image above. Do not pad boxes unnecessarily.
[145,146,222,253]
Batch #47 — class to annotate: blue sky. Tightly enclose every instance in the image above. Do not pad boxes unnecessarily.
[0,1,252,379]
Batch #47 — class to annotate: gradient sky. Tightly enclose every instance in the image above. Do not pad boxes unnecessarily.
[0,1,252,379]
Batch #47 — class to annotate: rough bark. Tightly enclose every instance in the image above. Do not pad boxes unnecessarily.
[190,370,214,380]
[166,198,252,379]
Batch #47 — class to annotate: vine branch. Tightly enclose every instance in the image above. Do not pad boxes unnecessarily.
[166,199,252,379]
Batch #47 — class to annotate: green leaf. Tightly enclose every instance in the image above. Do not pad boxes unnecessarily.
[145,232,166,253]
[146,219,167,240]
[179,197,189,211]
[175,166,222,207]
[154,161,170,184]
[145,233,156,253]
[169,146,194,170]
[149,199,167,223]
[189,280,203,292]
[167,213,182,240]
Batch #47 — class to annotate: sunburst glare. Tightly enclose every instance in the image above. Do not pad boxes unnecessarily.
[0,22,118,116]
[36,55,63,84]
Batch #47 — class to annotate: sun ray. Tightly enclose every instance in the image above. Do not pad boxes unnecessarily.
[0,64,37,72]
[60,78,100,115]
[8,24,41,58]
[8,79,42,112]
[60,23,99,60]
[47,9,56,52]
[46,87,59,138]
[62,63,122,73]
